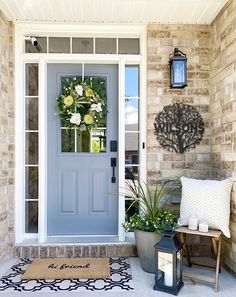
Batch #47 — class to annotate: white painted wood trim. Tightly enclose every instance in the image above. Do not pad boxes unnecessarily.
[14,23,144,36]
[14,23,146,242]
[20,54,142,63]
[15,25,24,243]
[38,58,47,242]
[139,25,147,185]
[118,59,126,241]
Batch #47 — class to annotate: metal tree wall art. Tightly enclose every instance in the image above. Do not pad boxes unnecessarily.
[154,103,204,154]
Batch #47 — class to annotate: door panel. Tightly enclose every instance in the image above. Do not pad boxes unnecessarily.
[59,170,77,214]
[90,169,108,214]
[47,64,118,235]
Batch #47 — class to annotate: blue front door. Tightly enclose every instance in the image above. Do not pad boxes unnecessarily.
[47,64,118,235]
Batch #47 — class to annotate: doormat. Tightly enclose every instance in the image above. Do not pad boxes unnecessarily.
[0,257,134,292]
[21,258,110,280]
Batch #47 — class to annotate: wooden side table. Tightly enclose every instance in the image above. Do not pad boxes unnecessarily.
[177,227,222,292]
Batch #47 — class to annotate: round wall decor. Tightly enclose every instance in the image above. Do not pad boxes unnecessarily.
[154,103,205,154]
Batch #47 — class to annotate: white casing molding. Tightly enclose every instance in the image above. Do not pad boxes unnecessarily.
[14,23,147,243]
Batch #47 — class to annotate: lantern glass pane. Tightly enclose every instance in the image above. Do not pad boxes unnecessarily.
[158,252,173,287]
[176,251,182,283]
[173,61,185,84]
[156,251,164,284]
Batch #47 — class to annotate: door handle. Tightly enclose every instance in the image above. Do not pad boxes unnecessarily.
[111,158,117,183]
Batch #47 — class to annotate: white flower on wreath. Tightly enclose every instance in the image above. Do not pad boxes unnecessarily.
[70,113,81,126]
[90,102,102,113]
[75,84,83,96]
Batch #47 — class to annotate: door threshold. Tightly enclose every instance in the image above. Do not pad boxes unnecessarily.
[18,234,135,245]
[45,235,120,244]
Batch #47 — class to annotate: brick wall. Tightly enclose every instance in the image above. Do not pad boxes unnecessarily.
[211,0,236,273]
[0,11,14,262]
[147,24,212,255]
[147,0,236,270]
[147,24,212,183]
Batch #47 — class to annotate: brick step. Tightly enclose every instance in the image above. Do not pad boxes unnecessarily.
[14,243,137,259]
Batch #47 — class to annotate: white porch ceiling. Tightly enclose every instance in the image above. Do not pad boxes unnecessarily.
[0,0,229,24]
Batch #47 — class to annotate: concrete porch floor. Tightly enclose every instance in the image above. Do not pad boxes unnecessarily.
[0,257,235,297]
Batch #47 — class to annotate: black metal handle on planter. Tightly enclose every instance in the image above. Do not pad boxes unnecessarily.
[111,158,117,183]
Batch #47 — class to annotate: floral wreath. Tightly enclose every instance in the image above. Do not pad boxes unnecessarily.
[57,76,106,130]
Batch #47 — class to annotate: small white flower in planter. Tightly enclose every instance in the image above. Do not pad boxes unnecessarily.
[70,113,81,126]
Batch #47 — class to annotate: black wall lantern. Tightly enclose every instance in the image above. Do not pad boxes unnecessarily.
[153,229,184,295]
[169,48,187,88]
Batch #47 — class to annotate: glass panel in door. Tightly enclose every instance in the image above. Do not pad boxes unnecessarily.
[60,76,107,153]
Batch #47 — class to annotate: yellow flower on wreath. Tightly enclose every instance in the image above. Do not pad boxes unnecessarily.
[63,95,74,106]
[84,114,94,124]
[85,89,94,97]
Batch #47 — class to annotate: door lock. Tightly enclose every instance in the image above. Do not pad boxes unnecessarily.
[110,140,118,152]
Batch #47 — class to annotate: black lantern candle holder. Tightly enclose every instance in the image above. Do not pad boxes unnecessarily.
[169,48,187,88]
[153,229,184,295]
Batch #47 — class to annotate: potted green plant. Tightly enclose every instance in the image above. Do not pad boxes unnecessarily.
[123,179,177,274]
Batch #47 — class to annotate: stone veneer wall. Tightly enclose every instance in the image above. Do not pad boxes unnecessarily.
[147,24,212,256]
[211,0,236,273]
[0,11,14,262]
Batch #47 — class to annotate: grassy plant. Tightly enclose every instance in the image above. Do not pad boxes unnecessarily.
[123,178,179,233]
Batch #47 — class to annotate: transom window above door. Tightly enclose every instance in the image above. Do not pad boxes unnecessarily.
[24,36,140,55]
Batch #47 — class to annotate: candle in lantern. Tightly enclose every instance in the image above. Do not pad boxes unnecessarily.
[188,215,198,230]
[199,222,208,233]
[164,262,173,286]
[163,253,173,287]
[158,252,173,286]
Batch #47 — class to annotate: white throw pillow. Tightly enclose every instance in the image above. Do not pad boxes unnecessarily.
[178,177,233,238]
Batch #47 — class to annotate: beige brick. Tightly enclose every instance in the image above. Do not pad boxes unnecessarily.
[40,247,48,258]
[56,246,66,258]
[82,246,90,257]
[66,246,74,258]
[0,11,14,262]
[74,246,82,257]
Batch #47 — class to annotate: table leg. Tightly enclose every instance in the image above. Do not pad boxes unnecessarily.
[215,236,221,292]
[212,237,221,273]
[179,232,191,267]
[212,238,217,256]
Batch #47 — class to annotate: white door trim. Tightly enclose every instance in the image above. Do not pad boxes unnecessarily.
[14,23,147,243]
[118,59,125,241]
[38,57,47,242]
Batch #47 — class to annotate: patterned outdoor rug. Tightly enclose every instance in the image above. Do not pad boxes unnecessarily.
[0,257,134,292]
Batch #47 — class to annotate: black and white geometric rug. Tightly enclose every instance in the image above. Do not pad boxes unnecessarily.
[0,257,134,292]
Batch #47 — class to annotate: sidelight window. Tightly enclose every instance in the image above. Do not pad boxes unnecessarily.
[124,65,140,219]
[25,63,39,233]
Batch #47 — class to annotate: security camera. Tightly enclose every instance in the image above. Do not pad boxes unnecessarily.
[31,37,38,47]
